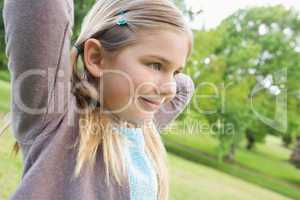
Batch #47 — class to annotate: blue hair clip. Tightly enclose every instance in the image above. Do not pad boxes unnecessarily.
[116,10,128,26]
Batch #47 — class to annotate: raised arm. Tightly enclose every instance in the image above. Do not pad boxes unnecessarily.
[153,73,195,133]
[3,0,74,144]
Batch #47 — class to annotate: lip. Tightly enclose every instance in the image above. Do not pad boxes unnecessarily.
[138,96,162,110]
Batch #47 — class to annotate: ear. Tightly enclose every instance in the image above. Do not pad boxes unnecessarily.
[83,38,105,78]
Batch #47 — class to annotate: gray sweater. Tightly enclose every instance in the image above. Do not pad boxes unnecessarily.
[2,0,195,199]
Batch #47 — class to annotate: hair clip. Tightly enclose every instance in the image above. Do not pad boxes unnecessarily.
[116,10,128,26]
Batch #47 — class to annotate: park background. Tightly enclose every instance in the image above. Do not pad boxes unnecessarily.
[0,0,300,199]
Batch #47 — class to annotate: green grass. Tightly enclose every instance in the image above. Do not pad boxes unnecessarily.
[163,131,300,185]
[169,153,291,200]
[0,127,22,200]
[162,125,300,199]
[0,80,10,112]
[0,70,10,83]
[0,130,293,200]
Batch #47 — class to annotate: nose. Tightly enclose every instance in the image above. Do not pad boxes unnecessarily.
[158,75,177,103]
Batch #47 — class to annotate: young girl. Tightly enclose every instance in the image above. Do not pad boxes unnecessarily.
[2,0,194,199]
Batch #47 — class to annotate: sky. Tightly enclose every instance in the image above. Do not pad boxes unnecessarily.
[185,0,300,30]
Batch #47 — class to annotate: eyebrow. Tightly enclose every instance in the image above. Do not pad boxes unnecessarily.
[145,55,184,71]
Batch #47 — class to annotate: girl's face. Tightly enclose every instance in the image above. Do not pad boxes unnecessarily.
[84,30,189,126]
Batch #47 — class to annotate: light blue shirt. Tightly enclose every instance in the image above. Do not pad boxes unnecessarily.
[114,127,158,200]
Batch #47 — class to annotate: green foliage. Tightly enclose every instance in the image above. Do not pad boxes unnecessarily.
[187,5,300,160]
[0,80,10,112]
[71,0,96,44]
[0,0,8,70]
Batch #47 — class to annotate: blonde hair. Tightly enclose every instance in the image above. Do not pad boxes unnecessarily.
[3,0,194,199]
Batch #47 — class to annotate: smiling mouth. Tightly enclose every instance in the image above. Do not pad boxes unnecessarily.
[138,96,163,111]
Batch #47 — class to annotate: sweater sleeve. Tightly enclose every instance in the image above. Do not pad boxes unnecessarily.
[2,0,74,144]
[153,73,195,133]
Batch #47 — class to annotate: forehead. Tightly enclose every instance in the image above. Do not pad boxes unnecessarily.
[116,30,189,67]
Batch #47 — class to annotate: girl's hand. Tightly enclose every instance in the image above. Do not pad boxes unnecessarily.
[153,73,195,133]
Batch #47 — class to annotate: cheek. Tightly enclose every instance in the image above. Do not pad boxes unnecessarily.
[99,62,158,116]
[101,73,132,110]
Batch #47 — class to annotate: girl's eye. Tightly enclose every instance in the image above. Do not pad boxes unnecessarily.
[173,70,181,76]
[147,62,181,76]
[147,62,162,71]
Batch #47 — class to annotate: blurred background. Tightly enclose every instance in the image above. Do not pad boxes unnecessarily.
[1,0,300,199]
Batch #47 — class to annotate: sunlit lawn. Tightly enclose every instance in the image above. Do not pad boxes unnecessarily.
[0,80,10,113]
[162,122,300,199]
[0,128,22,200]
[163,128,299,186]
[169,153,291,200]
[0,129,292,200]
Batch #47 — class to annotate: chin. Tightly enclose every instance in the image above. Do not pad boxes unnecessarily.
[127,112,155,126]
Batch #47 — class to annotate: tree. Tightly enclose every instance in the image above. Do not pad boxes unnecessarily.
[214,5,300,156]
[188,5,300,161]
[290,136,300,168]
